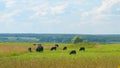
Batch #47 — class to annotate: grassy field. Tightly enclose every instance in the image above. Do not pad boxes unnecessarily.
[0,42,120,68]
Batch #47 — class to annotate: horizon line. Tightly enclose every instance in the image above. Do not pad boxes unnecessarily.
[0,33,120,35]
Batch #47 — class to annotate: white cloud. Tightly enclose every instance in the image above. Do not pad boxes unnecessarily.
[4,0,16,8]
[81,0,120,24]
[45,19,61,24]
[28,2,50,18]
[117,8,120,11]
[0,10,21,23]
[29,2,68,18]
[50,4,68,14]
[92,0,120,14]
[81,12,89,17]
[29,10,48,18]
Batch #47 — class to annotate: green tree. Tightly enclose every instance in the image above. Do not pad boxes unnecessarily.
[72,36,83,44]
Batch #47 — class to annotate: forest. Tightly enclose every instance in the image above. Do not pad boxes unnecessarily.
[0,34,120,43]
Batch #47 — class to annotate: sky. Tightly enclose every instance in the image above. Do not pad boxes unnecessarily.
[0,0,120,34]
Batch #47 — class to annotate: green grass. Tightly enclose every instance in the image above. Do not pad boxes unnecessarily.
[0,42,120,68]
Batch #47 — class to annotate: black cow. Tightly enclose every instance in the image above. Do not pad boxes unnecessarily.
[55,44,59,47]
[79,47,85,51]
[50,47,57,51]
[36,44,44,52]
[69,50,76,55]
[28,47,32,52]
[33,44,36,46]
[63,46,67,50]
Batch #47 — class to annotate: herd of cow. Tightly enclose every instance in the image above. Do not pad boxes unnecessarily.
[28,44,85,55]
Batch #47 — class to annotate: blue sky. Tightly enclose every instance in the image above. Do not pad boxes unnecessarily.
[0,0,120,34]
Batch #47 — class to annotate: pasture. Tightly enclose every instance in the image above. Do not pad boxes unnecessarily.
[0,42,120,68]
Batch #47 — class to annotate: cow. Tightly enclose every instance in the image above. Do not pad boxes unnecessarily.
[63,46,67,50]
[36,44,44,52]
[33,44,36,46]
[50,46,57,51]
[55,44,59,47]
[79,47,85,51]
[69,50,76,55]
[28,47,32,52]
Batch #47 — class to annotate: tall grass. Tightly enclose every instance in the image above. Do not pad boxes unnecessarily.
[0,56,120,68]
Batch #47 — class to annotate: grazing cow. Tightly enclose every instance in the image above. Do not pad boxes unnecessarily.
[63,46,67,50]
[69,50,76,55]
[36,44,44,52]
[50,47,57,51]
[33,44,36,46]
[79,47,85,51]
[28,47,32,52]
[55,44,59,47]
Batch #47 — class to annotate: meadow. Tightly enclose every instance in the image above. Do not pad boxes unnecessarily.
[0,42,120,68]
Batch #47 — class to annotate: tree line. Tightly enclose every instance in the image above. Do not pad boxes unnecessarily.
[0,34,120,43]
